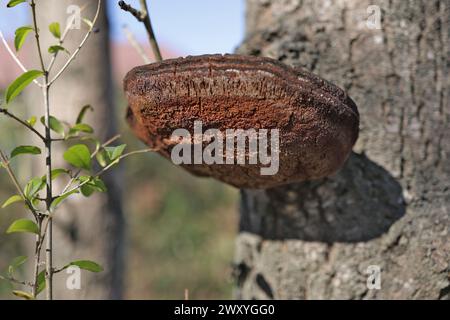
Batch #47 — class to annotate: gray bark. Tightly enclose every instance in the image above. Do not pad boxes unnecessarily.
[29,0,124,299]
[234,0,449,299]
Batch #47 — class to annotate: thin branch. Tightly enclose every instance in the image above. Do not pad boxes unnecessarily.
[46,3,89,73]
[0,275,33,288]
[30,0,46,75]
[48,0,102,86]
[0,108,45,141]
[0,30,43,87]
[58,148,155,198]
[118,0,162,61]
[0,150,40,218]
[123,25,150,63]
[60,134,121,195]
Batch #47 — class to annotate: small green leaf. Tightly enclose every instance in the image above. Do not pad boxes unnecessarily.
[49,22,61,39]
[66,260,103,273]
[8,255,27,275]
[48,45,67,54]
[14,26,32,51]
[79,177,106,197]
[6,219,39,235]
[96,150,107,167]
[50,168,68,180]
[76,105,93,124]
[36,270,45,295]
[63,144,91,170]
[10,145,41,158]
[27,116,37,127]
[12,290,34,300]
[105,144,127,161]
[2,195,24,208]
[71,123,94,134]
[50,189,79,211]
[40,115,65,136]
[24,177,45,199]
[6,0,27,8]
[5,70,43,104]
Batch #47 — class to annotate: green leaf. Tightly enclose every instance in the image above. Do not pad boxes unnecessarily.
[12,290,34,300]
[76,105,93,124]
[5,70,43,104]
[40,115,65,136]
[63,144,91,170]
[36,270,45,295]
[6,0,27,8]
[14,26,32,51]
[50,189,79,211]
[41,168,68,182]
[8,255,27,275]
[10,145,41,158]
[6,219,39,235]
[96,150,107,167]
[24,177,45,199]
[48,22,61,39]
[105,144,126,161]
[66,260,103,273]
[71,123,94,134]
[80,177,106,197]
[50,168,68,180]
[48,45,67,54]
[2,195,24,208]
[27,116,37,127]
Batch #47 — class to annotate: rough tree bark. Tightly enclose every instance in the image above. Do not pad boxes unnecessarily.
[234,0,449,299]
[28,0,124,299]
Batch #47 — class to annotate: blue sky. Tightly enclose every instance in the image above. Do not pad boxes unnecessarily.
[0,0,245,54]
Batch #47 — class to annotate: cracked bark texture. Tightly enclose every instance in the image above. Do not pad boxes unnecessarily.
[234,0,449,299]
[28,0,125,299]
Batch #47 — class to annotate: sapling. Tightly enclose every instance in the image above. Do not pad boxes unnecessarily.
[0,0,151,300]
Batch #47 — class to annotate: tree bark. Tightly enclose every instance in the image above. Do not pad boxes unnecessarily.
[29,0,124,299]
[234,0,449,299]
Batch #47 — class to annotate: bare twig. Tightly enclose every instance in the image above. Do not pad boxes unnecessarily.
[0,108,45,141]
[123,25,150,63]
[30,0,46,75]
[118,0,162,61]
[48,0,102,86]
[46,4,89,73]
[0,30,42,87]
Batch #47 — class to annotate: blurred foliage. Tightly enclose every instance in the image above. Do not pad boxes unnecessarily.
[0,92,239,299]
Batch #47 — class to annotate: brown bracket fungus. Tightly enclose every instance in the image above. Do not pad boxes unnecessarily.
[124,54,359,189]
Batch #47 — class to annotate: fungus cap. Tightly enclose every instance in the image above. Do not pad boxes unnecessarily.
[124,54,359,189]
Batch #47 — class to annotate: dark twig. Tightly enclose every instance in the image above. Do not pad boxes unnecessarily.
[118,0,162,61]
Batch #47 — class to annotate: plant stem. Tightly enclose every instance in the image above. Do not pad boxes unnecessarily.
[43,80,53,300]
[0,108,45,141]
[31,0,54,300]
[118,0,162,62]
[48,0,102,86]
[139,0,162,62]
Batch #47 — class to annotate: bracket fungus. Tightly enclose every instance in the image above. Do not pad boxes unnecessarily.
[124,54,359,189]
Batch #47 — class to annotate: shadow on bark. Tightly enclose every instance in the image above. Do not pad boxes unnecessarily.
[240,152,406,243]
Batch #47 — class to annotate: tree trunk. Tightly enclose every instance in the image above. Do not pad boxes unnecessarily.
[29,0,124,299]
[234,0,449,299]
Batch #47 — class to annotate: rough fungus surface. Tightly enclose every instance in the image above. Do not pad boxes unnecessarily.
[124,54,359,189]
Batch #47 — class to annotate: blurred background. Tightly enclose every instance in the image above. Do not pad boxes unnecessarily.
[0,0,245,299]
